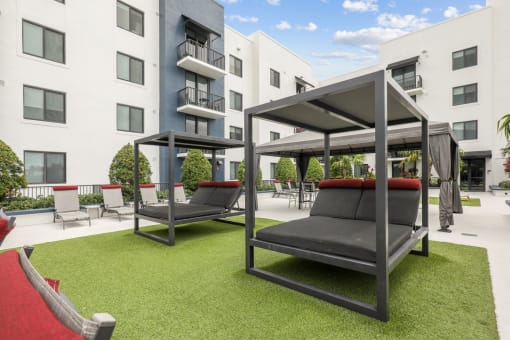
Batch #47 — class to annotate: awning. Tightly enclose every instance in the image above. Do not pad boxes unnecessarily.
[386,56,419,70]
[462,150,492,159]
[295,76,315,88]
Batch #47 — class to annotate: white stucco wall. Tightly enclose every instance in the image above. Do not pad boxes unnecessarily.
[0,0,160,185]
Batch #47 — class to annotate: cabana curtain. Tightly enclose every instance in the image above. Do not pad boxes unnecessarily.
[452,148,463,214]
[429,134,454,227]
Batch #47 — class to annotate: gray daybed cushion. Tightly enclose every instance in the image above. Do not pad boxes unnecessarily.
[310,179,364,219]
[139,203,225,220]
[256,216,412,263]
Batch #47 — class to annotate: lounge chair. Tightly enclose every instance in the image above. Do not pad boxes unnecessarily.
[139,183,186,206]
[53,186,91,229]
[101,185,133,221]
[0,208,16,246]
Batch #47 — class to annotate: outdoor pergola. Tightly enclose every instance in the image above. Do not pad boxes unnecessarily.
[133,131,245,245]
[256,121,463,227]
[244,70,431,321]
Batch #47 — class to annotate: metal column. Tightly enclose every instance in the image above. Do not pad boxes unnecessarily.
[421,118,429,256]
[374,71,389,322]
[245,113,255,270]
[211,150,217,181]
[167,133,176,246]
[324,133,330,179]
[134,142,140,232]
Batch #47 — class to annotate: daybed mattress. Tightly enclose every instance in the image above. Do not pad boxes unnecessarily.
[256,216,412,263]
[139,203,225,221]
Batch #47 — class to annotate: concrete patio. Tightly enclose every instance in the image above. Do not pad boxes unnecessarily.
[2,189,509,339]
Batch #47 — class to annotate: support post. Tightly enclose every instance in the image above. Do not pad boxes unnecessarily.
[167,133,176,246]
[134,142,140,232]
[324,133,330,179]
[421,118,429,256]
[374,71,389,321]
[245,113,255,270]
[211,150,217,181]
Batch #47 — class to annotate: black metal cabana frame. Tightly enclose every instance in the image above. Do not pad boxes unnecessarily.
[134,131,245,246]
[244,70,429,321]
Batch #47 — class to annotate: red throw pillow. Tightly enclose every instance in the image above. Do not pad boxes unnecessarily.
[44,278,61,293]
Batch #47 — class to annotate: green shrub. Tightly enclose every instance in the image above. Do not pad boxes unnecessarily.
[79,193,104,205]
[181,149,212,192]
[275,157,296,182]
[237,160,262,188]
[109,143,152,201]
[1,196,54,211]
[331,156,353,178]
[498,180,510,188]
[305,157,324,182]
[0,140,27,201]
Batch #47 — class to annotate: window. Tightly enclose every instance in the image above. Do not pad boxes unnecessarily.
[229,90,243,111]
[185,115,208,135]
[23,85,65,123]
[117,52,144,85]
[270,68,280,88]
[229,126,243,141]
[117,104,143,133]
[185,71,209,105]
[270,162,277,179]
[229,55,242,77]
[270,131,280,141]
[296,83,306,94]
[22,20,65,63]
[230,161,240,180]
[24,151,65,184]
[117,1,144,36]
[453,46,477,70]
[392,65,416,91]
[453,83,477,106]
[453,120,477,140]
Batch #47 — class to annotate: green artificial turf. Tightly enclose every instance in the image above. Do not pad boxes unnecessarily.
[429,196,481,207]
[22,218,497,339]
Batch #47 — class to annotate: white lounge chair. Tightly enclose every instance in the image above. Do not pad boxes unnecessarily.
[53,186,91,229]
[101,184,133,221]
[139,183,186,206]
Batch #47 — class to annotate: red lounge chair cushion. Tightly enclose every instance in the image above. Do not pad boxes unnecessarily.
[363,178,421,190]
[0,210,15,242]
[0,251,83,339]
[101,184,122,189]
[53,185,79,191]
[139,184,156,188]
[199,181,241,188]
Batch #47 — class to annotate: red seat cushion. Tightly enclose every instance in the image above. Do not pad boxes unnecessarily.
[0,212,14,243]
[0,250,84,340]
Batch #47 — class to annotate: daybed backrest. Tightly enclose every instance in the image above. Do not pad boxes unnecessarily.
[189,186,215,205]
[101,185,125,208]
[193,181,242,209]
[310,179,363,219]
[355,178,421,226]
[53,186,80,212]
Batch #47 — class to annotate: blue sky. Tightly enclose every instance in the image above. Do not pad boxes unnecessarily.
[220,0,486,80]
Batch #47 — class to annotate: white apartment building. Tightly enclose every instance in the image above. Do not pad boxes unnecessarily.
[0,0,161,186]
[322,0,510,191]
[224,27,314,182]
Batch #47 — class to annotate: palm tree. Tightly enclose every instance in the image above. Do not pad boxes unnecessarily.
[398,150,420,177]
[497,114,510,141]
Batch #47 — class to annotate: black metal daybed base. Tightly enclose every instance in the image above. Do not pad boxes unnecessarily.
[134,181,245,246]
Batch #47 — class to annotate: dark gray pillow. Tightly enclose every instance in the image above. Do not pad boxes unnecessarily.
[205,187,241,209]
[310,188,363,219]
[189,187,216,205]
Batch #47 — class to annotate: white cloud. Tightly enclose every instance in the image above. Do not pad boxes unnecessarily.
[229,15,259,23]
[298,22,318,32]
[342,0,378,12]
[267,0,280,5]
[312,51,377,61]
[421,7,431,15]
[377,13,429,30]
[469,4,483,10]
[221,0,239,3]
[333,27,407,51]
[444,6,459,18]
[276,20,292,30]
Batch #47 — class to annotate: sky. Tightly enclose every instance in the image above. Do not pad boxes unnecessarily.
[220,0,486,80]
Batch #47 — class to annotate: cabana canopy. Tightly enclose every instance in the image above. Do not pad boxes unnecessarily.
[244,70,429,321]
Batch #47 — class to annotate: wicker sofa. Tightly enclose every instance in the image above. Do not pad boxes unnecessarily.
[0,247,115,339]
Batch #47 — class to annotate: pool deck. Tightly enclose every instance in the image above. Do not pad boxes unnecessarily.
[2,189,509,339]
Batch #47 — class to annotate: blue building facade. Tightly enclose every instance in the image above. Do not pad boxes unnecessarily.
[159,0,226,182]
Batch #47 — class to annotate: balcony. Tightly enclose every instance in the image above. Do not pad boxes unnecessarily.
[176,39,227,79]
[397,75,423,96]
[177,87,226,119]
[177,148,226,159]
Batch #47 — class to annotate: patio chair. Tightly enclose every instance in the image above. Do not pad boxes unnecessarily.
[139,183,186,206]
[0,208,16,246]
[101,184,133,221]
[272,180,285,197]
[53,186,91,229]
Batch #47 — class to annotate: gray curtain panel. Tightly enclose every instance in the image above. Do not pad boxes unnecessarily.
[430,134,454,227]
[452,145,463,214]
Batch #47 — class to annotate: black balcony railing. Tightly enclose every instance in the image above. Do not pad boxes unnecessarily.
[178,87,225,113]
[177,39,225,70]
[396,75,423,91]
